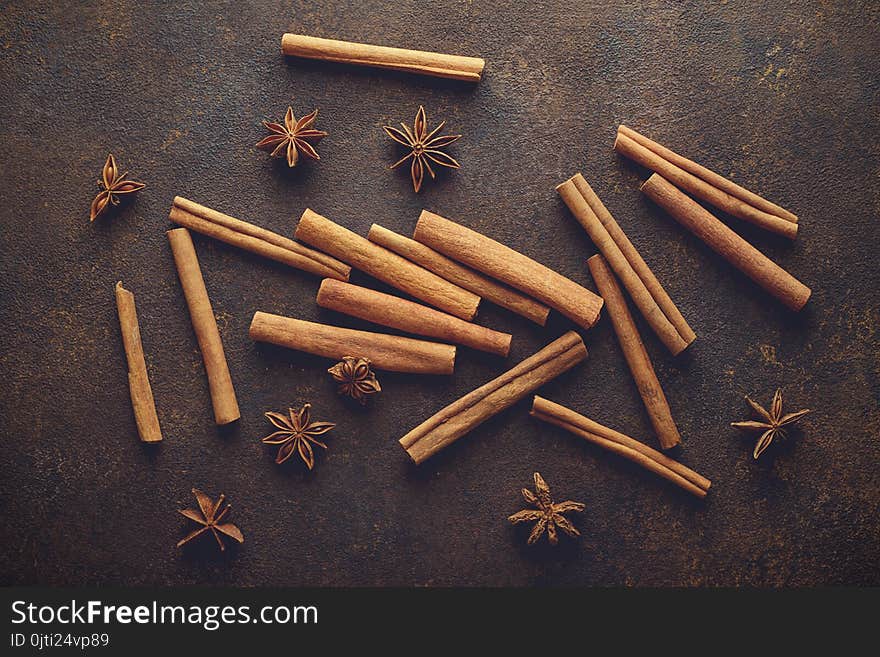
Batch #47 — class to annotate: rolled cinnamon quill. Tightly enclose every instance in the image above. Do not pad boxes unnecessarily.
[295,209,480,320]
[115,282,163,443]
[168,228,240,425]
[169,196,350,281]
[249,311,455,375]
[400,332,587,464]
[615,127,798,239]
[413,210,603,330]
[317,279,511,357]
[530,397,710,498]
[557,174,695,355]
[281,33,485,82]
[588,254,681,450]
[640,174,811,311]
[367,223,550,326]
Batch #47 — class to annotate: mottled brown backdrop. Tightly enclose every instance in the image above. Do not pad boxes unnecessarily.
[1,0,878,586]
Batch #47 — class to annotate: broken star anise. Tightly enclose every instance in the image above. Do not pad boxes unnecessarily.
[328,356,381,405]
[256,106,327,167]
[176,488,244,552]
[261,403,335,469]
[89,154,145,221]
[508,472,585,546]
[731,388,811,459]
[383,105,461,193]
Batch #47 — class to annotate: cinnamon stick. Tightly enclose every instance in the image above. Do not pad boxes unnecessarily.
[167,228,240,425]
[295,209,480,320]
[614,129,798,239]
[115,282,162,443]
[530,396,710,498]
[557,174,695,355]
[249,311,456,375]
[640,174,811,311]
[400,332,587,464]
[619,124,798,223]
[317,279,511,357]
[367,223,550,326]
[169,196,350,280]
[569,174,696,345]
[588,254,682,450]
[412,210,603,330]
[281,33,485,82]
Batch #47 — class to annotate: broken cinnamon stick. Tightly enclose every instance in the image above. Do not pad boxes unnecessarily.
[249,311,456,375]
[115,282,163,443]
[412,210,603,330]
[640,174,811,311]
[317,279,511,357]
[295,209,480,320]
[530,396,710,498]
[167,228,240,425]
[367,223,550,326]
[614,128,798,239]
[588,254,682,450]
[169,196,350,280]
[557,174,695,355]
[400,332,587,464]
[281,33,485,82]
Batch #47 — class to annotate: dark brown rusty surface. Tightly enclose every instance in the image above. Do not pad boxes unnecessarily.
[0,1,878,586]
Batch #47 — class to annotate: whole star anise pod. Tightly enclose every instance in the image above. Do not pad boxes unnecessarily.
[261,403,335,469]
[89,154,145,221]
[731,388,811,459]
[383,105,461,192]
[508,472,585,546]
[176,488,244,552]
[328,356,381,405]
[256,107,327,167]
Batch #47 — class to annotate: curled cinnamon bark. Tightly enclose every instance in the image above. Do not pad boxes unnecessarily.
[317,279,511,357]
[615,126,798,239]
[249,311,456,375]
[588,254,682,450]
[167,228,239,425]
[169,196,349,280]
[400,332,587,464]
[640,174,811,311]
[412,210,602,330]
[295,209,480,321]
[115,282,163,443]
[557,174,694,355]
[530,397,710,498]
[281,33,485,82]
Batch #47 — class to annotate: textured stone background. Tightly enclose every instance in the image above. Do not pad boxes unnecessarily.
[1,1,878,586]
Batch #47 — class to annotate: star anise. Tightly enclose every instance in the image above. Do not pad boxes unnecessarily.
[89,154,145,221]
[383,105,461,192]
[731,388,811,459]
[256,107,327,167]
[261,403,335,469]
[508,472,585,546]
[328,356,381,405]
[176,488,244,552]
